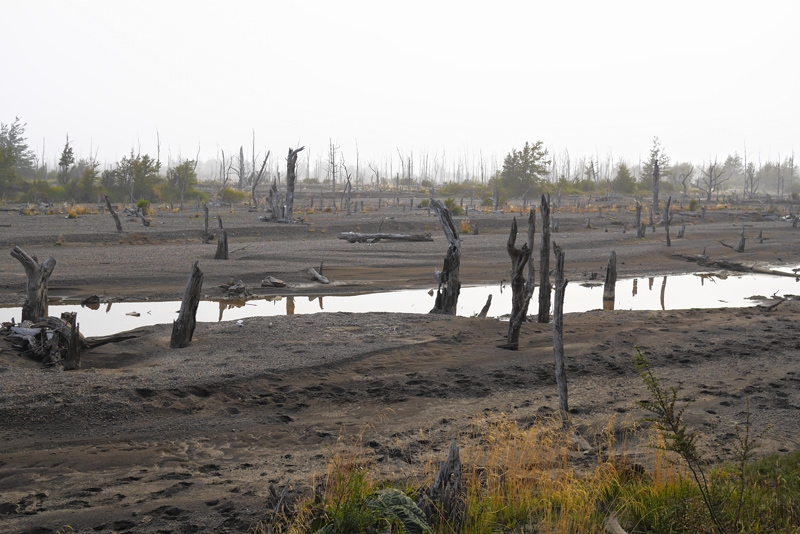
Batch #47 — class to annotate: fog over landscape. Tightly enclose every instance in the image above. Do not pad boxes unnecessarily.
[3,0,798,176]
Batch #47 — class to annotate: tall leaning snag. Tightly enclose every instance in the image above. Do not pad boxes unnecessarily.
[170,261,204,349]
[11,246,56,322]
[502,211,536,349]
[429,198,461,314]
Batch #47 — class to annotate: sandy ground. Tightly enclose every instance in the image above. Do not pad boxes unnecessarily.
[1,197,799,533]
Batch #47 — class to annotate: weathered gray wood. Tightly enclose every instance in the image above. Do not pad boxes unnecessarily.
[284,146,305,220]
[736,225,745,252]
[673,253,799,279]
[11,246,56,322]
[307,267,329,284]
[502,212,536,349]
[677,222,686,239]
[477,294,492,318]
[429,198,461,314]
[603,250,617,310]
[416,439,465,527]
[61,311,81,370]
[653,159,660,215]
[337,232,433,243]
[261,276,286,288]
[664,196,672,247]
[538,194,551,323]
[104,195,123,233]
[170,261,204,349]
[214,215,228,260]
[552,241,569,421]
[202,203,212,243]
[634,201,644,237]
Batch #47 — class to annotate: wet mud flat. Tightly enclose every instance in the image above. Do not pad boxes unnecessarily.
[1,203,799,532]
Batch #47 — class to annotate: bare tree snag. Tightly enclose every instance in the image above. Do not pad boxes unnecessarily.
[634,201,646,238]
[664,196,673,247]
[552,241,569,421]
[502,211,536,350]
[202,204,212,243]
[603,250,617,311]
[653,159,660,215]
[61,311,81,370]
[429,198,461,314]
[538,194,551,323]
[215,215,228,259]
[170,261,204,349]
[251,151,270,210]
[11,246,56,322]
[416,439,465,528]
[104,195,123,233]
[284,146,305,221]
[736,225,745,252]
[677,222,686,239]
[337,232,433,243]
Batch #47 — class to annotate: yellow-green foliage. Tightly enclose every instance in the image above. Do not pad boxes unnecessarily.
[219,187,247,204]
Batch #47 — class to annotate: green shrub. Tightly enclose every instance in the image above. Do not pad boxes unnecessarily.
[444,197,464,216]
[219,187,247,204]
[689,199,700,211]
[136,199,151,215]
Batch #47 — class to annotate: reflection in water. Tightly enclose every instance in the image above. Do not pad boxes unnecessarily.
[648,277,654,290]
[82,301,101,311]
[3,271,798,337]
[603,298,615,311]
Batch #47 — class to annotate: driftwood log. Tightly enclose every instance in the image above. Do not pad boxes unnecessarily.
[552,241,569,421]
[502,212,536,349]
[170,261,204,349]
[429,199,461,314]
[416,439,465,527]
[673,253,799,279]
[337,232,433,244]
[11,246,56,322]
[307,267,329,284]
[538,194,552,323]
[104,195,123,232]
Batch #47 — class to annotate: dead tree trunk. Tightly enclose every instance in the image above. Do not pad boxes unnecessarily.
[653,159,660,215]
[603,250,616,311]
[552,241,569,421]
[11,246,56,322]
[477,294,492,318]
[677,222,686,239]
[538,194,551,323]
[251,151,270,210]
[502,211,536,349]
[170,261,204,349]
[634,201,646,237]
[104,195,123,233]
[284,146,305,221]
[416,439,465,528]
[429,198,461,314]
[61,311,81,370]
[736,225,745,252]
[202,204,212,243]
[215,215,228,259]
[664,196,672,247]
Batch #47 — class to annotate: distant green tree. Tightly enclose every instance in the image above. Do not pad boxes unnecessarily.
[57,135,75,186]
[495,141,551,200]
[612,162,637,194]
[64,159,99,202]
[641,136,670,184]
[0,117,36,192]
[108,151,162,202]
[166,159,198,208]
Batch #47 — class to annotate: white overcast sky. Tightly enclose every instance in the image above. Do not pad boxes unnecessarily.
[2,0,798,173]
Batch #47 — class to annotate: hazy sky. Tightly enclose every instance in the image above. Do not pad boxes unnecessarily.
[2,0,798,174]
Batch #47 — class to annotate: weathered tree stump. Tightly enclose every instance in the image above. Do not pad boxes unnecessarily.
[552,241,569,421]
[477,294,492,318]
[538,194,551,323]
[736,225,745,252]
[214,215,228,259]
[170,261,204,349]
[284,146,305,220]
[104,195,123,233]
[603,250,617,311]
[634,201,644,237]
[429,198,461,314]
[11,246,56,322]
[502,211,536,349]
[61,311,81,370]
[202,204,212,243]
[416,439,465,528]
[677,222,686,239]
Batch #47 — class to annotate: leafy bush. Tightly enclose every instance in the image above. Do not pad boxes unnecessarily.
[689,199,700,211]
[219,187,247,204]
[444,197,464,216]
[136,199,151,215]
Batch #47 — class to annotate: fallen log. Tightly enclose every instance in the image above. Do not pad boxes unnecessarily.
[261,276,287,288]
[307,267,329,284]
[337,232,433,243]
[673,253,799,279]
